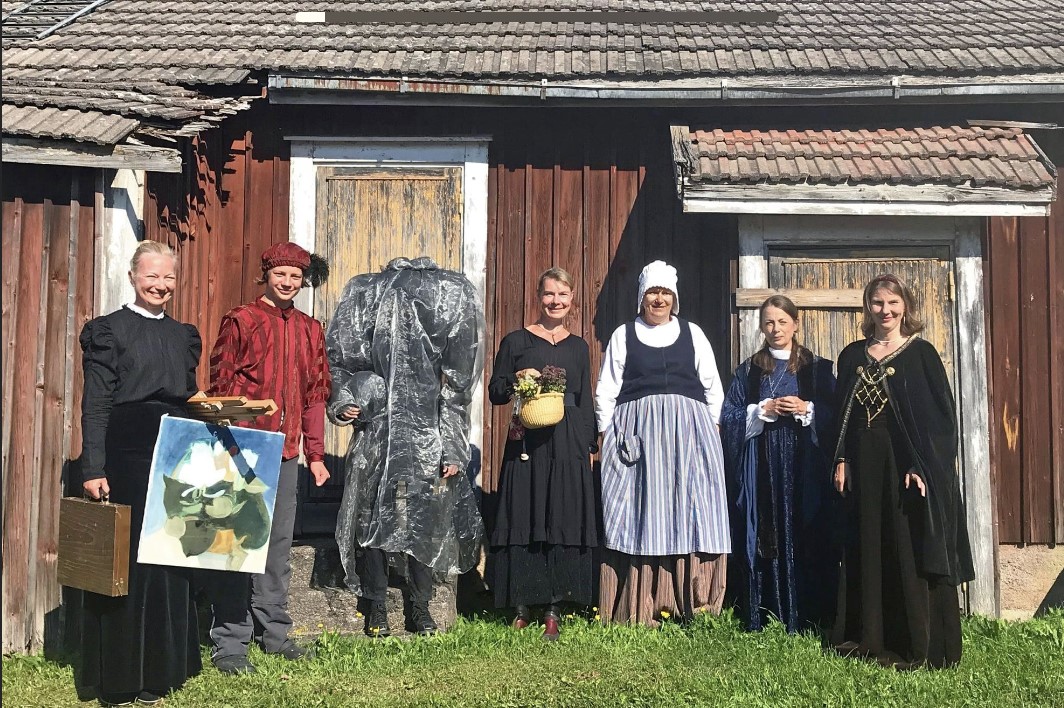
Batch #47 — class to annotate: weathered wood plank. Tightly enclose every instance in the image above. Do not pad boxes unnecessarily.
[1,195,24,500]
[524,156,553,324]
[2,138,182,174]
[955,230,997,615]
[482,156,500,494]
[556,157,584,335]
[2,197,44,652]
[1019,214,1053,544]
[683,181,1056,207]
[1050,181,1064,543]
[735,287,864,308]
[986,216,1022,543]
[36,193,73,641]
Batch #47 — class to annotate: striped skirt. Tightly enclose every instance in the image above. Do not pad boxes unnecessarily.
[600,394,731,556]
[599,549,727,625]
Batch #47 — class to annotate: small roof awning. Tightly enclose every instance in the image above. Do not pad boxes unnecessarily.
[671,125,1057,216]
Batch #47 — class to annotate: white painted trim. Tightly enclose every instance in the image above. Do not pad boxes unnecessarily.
[685,199,1050,217]
[737,213,998,615]
[94,169,144,316]
[288,138,490,471]
[284,135,492,144]
[953,226,997,617]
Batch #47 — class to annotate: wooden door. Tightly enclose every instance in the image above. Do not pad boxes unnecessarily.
[297,165,463,534]
[767,246,956,386]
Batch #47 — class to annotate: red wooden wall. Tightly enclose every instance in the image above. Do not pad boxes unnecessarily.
[2,163,97,653]
[987,174,1064,545]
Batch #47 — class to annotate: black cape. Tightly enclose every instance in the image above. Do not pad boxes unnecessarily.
[833,337,975,585]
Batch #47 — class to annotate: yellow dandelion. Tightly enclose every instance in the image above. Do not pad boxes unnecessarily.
[594,614,601,621]
[372,627,380,634]
[356,612,364,618]
[317,623,324,629]
[660,610,671,619]
[592,606,598,611]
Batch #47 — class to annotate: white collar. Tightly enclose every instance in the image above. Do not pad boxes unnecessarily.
[769,348,791,360]
[125,303,165,320]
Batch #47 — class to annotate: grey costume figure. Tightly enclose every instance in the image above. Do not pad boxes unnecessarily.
[327,256,485,636]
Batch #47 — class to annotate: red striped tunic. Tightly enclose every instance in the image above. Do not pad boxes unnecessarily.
[207,298,331,462]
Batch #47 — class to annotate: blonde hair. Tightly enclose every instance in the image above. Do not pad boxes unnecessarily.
[129,240,177,273]
[861,274,924,337]
[537,267,575,293]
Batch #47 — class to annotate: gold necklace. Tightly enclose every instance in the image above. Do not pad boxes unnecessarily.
[872,333,905,346]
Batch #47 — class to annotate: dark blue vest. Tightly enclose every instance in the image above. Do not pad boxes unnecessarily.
[615,318,706,406]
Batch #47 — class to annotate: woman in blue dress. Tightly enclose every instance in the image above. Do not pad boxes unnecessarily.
[720,295,836,633]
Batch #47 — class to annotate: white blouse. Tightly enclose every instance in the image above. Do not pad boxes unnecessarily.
[595,317,725,432]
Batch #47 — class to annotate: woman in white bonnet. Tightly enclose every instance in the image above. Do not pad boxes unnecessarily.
[595,260,731,625]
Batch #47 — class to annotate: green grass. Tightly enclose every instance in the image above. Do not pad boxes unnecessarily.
[4,610,1062,707]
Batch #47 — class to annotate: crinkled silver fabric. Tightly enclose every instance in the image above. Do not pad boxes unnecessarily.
[326,257,485,594]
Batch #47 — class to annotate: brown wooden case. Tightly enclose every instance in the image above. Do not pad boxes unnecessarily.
[57,497,131,597]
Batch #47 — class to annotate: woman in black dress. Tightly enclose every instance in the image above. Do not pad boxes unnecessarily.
[79,241,203,705]
[488,267,599,641]
[831,274,974,669]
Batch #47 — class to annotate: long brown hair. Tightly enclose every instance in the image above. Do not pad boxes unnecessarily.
[860,274,924,338]
[751,295,813,374]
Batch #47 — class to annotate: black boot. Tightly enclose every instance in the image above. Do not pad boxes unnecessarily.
[408,602,439,636]
[365,602,391,638]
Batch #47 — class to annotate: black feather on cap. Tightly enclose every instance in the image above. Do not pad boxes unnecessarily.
[303,253,330,288]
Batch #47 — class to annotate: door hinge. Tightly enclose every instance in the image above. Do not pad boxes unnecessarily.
[948,268,955,302]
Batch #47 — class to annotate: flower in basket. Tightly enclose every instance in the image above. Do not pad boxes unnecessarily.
[539,365,567,394]
[515,366,567,430]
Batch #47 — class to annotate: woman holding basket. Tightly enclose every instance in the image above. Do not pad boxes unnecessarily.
[487,267,600,641]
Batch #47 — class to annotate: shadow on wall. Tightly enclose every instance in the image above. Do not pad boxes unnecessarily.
[1037,569,1064,617]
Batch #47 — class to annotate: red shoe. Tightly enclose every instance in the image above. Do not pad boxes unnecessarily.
[542,611,560,642]
[513,605,532,630]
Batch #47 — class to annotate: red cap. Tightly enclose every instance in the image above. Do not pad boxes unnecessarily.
[261,242,311,272]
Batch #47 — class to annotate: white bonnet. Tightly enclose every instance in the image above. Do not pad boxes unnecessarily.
[636,260,679,315]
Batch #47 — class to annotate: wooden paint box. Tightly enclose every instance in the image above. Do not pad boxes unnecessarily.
[57,497,131,597]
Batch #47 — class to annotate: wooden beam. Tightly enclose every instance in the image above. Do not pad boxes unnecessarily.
[681,180,1056,217]
[2,138,181,173]
[735,287,864,308]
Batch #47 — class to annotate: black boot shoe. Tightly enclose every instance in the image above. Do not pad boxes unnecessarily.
[365,602,391,638]
[408,602,439,636]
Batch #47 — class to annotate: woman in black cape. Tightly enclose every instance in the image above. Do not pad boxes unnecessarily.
[831,274,974,669]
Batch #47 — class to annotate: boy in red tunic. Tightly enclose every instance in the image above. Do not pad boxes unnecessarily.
[205,242,332,675]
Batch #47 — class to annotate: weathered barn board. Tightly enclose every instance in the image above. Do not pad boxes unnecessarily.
[987,170,1064,545]
[1,164,97,653]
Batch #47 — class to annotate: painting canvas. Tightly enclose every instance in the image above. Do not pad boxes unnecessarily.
[138,415,285,573]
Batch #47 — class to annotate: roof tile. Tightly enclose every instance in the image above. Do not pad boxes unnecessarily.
[680,124,1055,190]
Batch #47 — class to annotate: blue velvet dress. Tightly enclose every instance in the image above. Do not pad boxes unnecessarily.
[720,354,836,632]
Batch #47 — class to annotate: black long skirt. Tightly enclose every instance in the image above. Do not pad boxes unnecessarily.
[78,403,202,698]
[831,425,962,669]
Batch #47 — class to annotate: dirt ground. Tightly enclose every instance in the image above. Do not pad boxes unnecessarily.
[997,544,1064,621]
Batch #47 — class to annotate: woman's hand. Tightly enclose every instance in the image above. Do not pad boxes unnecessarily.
[83,477,110,500]
[515,368,541,380]
[834,461,850,496]
[905,470,927,497]
[761,398,780,415]
[309,460,331,487]
[441,463,461,479]
[775,395,808,416]
[338,405,361,421]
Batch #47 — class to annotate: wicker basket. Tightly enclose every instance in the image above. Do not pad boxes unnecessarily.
[518,391,565,429]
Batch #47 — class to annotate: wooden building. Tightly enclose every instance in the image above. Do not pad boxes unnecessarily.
[3,1,1062,653]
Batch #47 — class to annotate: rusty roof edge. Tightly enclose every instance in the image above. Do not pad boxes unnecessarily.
[268,73,1064,105]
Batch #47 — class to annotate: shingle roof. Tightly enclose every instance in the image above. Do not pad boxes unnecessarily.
[680,126,1056,190]
[3,2,1063,145]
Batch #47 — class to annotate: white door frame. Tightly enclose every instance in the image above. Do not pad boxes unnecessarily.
[737,213,996,617]
[287,136,491,464]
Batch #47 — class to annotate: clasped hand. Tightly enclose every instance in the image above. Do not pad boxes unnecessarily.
[764,395,807,417]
